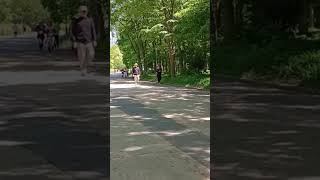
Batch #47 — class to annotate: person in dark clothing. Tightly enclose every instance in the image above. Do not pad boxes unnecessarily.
[35,23,46,50]
[121,69,124,78]
[156,64,162,83]
[12,24,18,37]
[54,29,59,49]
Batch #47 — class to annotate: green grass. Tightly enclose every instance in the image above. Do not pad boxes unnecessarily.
[141,73,210,90]
[215,37,320,88]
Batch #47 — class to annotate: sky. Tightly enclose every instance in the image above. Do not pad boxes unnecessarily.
[110,31,117,46]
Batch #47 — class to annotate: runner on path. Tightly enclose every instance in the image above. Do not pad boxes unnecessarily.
[71,5,97,76]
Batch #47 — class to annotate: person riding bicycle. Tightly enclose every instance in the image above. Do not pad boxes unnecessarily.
[132,63,141,84]
[45,22,57,53]
[36,22,46,50]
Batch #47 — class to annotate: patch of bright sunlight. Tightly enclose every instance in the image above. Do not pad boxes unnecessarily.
[110,106,120,109]
[128,129,193,137]
[123,146,144,152]
[110,114,127,118]
[175,97,190,101]
[201,117,210,121]
[132,115,143,118]
[163,113,184,118]
[111,83,153,89]
[186,147,211,154]
[160,129,193,137]
[128,131,153,136]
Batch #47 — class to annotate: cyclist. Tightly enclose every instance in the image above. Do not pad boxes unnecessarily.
[35,22,46,50]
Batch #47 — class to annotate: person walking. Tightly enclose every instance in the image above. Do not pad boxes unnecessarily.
[156,64,162,83]
[12,24,18,37]
[45,21,56,54]
[132,63,141,84]
[124,68,128,78]
[23,25,26,33]
[35,22,46,50]
[54,25,60,49]
[71,5,97,76]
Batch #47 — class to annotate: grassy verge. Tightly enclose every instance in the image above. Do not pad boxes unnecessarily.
[215,37,320,88]
[141,73,210,90]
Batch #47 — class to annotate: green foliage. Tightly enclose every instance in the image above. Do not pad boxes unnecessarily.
[0,0,48,26]
[215,38,320,85]
[284,51,320,81]
[40,0,85,23]
[112,0,209,76]
[142,73,210,89]
[110,45,126,70]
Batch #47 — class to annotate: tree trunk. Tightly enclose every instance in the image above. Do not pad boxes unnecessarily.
[310,3,315,28]
[212,0,219,44]
[298,0,309,34]
[221,0,235,41]
[154,42,158,72]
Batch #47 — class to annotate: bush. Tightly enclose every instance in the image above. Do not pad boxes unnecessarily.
[141,73,210,90]
[283,51,320,81]
[214,38,320,83]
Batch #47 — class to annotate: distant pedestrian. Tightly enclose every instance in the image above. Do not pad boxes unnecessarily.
[35,22,46,50]
[124,68,128,78]
[71,5,97,76]
[156,64,162,83]
[54,25,60,49]
[23,25,26,33]
[132,63,141,84]
[12,24,18,37]
[45,21,56,54]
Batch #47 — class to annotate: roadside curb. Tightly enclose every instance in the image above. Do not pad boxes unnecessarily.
[214,74,320,95]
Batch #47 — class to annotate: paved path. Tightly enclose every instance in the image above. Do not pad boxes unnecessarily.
[110,73,210,180]
[213,77,320,180]
[0,36,108,179]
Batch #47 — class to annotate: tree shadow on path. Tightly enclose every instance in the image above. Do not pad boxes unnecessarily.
[112,93,210,169]
[213,78,320,180]
[0,80,109,180]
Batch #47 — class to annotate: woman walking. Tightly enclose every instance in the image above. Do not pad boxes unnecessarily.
[132,63,141,84]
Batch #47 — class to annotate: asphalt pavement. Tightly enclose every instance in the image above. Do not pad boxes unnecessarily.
[0,34,109,180]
